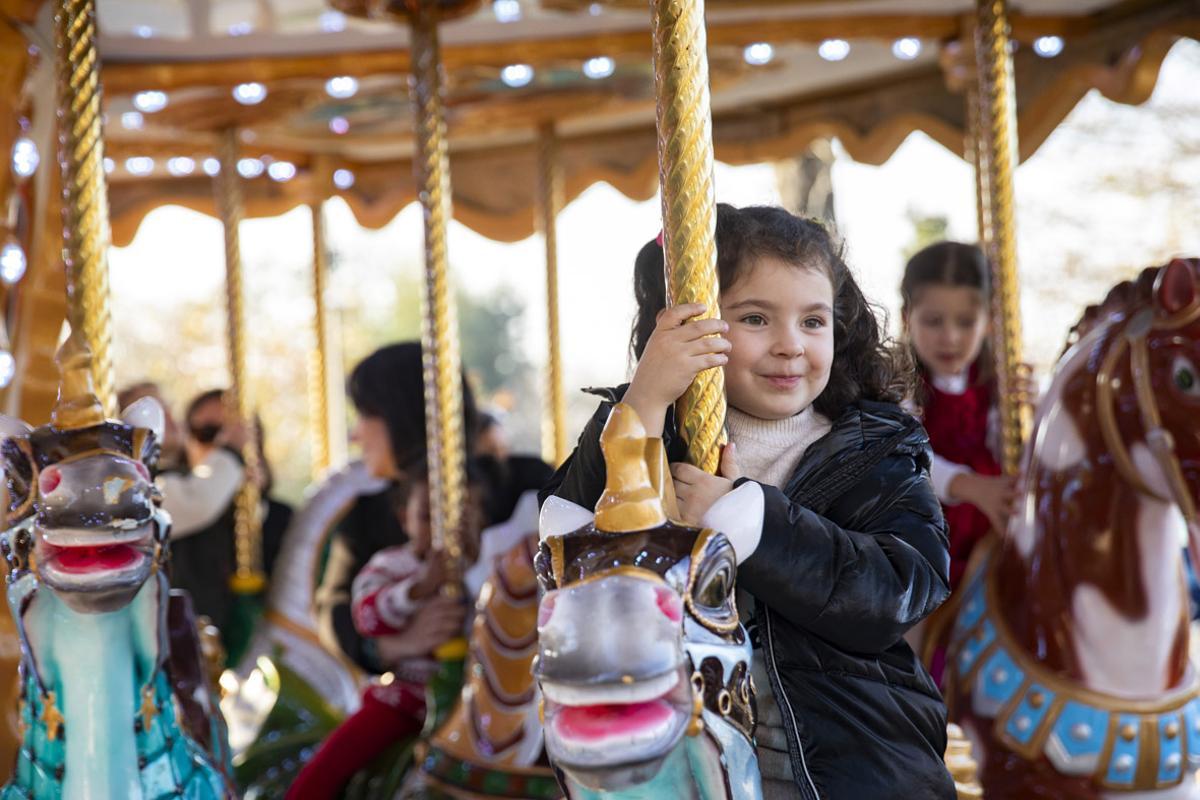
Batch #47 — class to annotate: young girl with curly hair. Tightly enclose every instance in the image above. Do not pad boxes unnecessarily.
[542,204,954,799]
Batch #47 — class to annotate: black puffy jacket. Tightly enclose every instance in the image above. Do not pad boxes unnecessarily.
[539,387,955,800]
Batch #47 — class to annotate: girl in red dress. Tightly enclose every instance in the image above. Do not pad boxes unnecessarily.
[901,241,1016,590]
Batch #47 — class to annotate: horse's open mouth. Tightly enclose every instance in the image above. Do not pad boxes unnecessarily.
[37,523,154,586]
[541,668,691,769]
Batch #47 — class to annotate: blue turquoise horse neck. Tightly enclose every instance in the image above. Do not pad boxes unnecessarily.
[3,565,226,800]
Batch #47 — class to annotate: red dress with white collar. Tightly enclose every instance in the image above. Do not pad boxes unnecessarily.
[920,369,1001,588]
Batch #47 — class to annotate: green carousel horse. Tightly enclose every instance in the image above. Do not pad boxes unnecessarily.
[0,337,233,800]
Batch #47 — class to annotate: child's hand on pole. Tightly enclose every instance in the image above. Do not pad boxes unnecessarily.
[670,442,740,526]
[625,303,730,438]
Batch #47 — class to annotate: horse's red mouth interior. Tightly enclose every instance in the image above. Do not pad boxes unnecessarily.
[552,697,676,742]
[45,543,143,573]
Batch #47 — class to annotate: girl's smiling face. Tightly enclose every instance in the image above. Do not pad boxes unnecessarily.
[719,255,835,420]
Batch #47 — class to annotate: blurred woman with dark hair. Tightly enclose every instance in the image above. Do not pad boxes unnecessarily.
[315,341,551,672]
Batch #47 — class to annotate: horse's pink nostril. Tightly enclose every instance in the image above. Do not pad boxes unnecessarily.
[39,467,61,495]
[655,586,682,623]
[538,592,558,628]
[134,461,151,482]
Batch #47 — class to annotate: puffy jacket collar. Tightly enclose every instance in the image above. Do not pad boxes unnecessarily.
[582,385,927,511]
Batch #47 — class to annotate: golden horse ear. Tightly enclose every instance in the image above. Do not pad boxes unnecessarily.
[594,403,667,533]
[1156,259,1198,316]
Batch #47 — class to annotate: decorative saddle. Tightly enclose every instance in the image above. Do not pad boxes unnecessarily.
[947,545,1200,792]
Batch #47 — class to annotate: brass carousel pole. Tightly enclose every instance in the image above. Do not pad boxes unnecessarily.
[537,122,567,467]
[650,0,725,474]
[308,202,332,478]
[53,0,115,414]
[974,0,1029,475]
[409,1,467,594]
[214,128,265,595]
[966,78,990,248]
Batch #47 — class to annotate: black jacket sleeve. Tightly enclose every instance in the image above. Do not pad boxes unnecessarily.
[315,530,376,671]
[737,450,951,655]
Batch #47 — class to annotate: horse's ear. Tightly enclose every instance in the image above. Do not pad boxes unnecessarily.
[120,396,165,442]
[1155,259,1198,315]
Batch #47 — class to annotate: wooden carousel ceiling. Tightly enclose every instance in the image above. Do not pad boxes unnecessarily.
[7,0,1196,244]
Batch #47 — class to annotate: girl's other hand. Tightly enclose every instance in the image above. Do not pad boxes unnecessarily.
[374,595,465,666]
[671,443,740,526]
[950,472,1017,534]
[625,303,730,437]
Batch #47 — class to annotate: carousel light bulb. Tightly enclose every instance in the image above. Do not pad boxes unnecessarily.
[237,158,264,178]
[232,83,268,105]
[202,157,220,176]
[133,90,168,113]
[583,56,615,80]
[1034,36,1064,58]
[319,10,346,32]
[167,157,195,176]
[325,76,358,99]
[892,37,921,61]
[743,42,774,66]
[125,157,154,175]
[133,25,155,38]
[492,0,521,22]
[333,168,354,189]
[267,161,296,182]
[121,111,144,130]
[12,137,38,178]
[818,39,850,62]
[228,21,254,36]
[588,3,602,15]
[0,239,26,284]
[329,116,350,135]
[500,64,534,88]
[0,351,14,389]
[103,157,115,173]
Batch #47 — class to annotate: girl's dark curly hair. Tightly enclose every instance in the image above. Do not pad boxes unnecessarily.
[628,204,905,418]
[716,204,904,417]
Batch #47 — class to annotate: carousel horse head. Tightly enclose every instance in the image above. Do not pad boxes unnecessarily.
[0,335,166,614]
[944,258,1200,796]
[536,403,761,798]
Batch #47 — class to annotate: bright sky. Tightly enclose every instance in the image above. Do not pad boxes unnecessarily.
[108,39,1200,464]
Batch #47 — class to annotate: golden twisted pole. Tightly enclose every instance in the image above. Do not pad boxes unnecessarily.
[214,128,265,594]
[966,79,990,248]
[650,0,726,474]
[308,202,332,478]
[54,0,115,415]
[537,122,567,467]
[410,3,466,593]
[975,0,1029,475]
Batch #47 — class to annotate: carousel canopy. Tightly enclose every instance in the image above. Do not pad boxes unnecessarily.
[7,0,1199,245]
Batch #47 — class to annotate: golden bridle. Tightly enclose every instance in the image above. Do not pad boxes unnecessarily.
[1096,297,1200,527]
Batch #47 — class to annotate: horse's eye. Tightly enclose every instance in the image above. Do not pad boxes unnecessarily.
[695,564,731,610]
[1173,356,1199,397]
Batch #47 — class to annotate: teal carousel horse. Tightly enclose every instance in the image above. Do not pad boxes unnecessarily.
[0,337,233,800]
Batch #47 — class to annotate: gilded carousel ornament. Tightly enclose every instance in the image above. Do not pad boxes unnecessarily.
[0,335,233,800]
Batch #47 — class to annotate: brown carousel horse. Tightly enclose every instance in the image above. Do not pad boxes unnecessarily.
[943,259,1200,797]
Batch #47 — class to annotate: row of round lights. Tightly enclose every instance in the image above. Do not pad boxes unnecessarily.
[97,153,357,191]
[3,134,33,386]
[739,35,1063,66]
